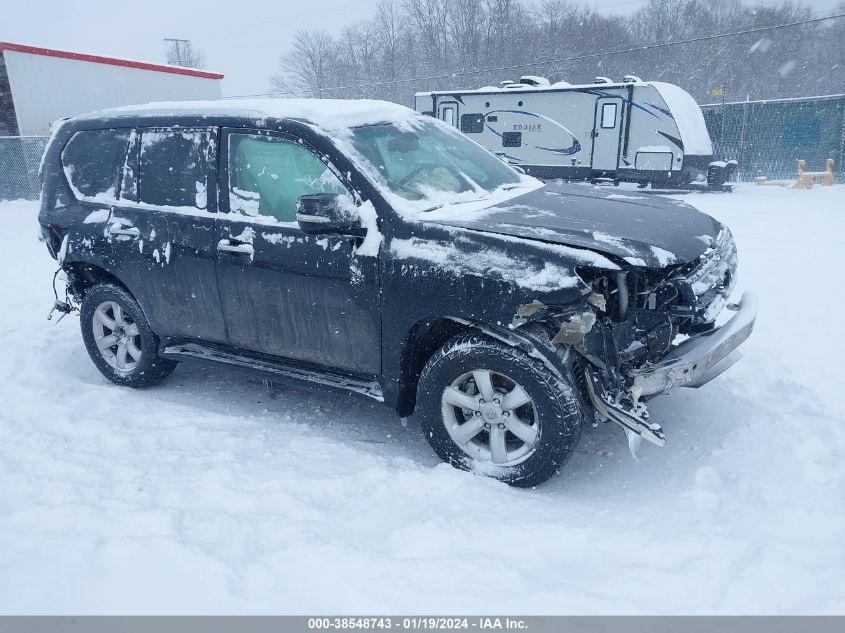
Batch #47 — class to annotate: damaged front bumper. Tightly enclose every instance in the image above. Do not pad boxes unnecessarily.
[629,290,758,397]
[582,291,757,448]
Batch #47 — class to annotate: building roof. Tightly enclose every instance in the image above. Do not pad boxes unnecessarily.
[0,41,223,80]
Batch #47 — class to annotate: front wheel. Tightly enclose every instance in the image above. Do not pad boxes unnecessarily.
[79,283,177,388]
[416,334,583,487]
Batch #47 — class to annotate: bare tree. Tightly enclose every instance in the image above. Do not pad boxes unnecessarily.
[374,0,404,101]
[404,0,450,72]
[448,0,486,79]
[271,30,337,98]
[164,39,206,69]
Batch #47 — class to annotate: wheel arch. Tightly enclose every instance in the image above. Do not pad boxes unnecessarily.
[396,317,470,417]
[63,261,134,301]
[395,316,571,417]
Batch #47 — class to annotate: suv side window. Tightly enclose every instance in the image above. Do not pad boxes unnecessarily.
[228,133,349,222]
[61,128,131,200]
[139,129,214,209]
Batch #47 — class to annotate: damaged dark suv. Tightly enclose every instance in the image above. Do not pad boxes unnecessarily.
[38,99,756,487]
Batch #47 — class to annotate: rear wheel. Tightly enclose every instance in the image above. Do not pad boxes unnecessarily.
[416,334,583,487]
[80,284,177,387]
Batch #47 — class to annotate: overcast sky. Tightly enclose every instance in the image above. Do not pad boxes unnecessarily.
[2,0,840,96]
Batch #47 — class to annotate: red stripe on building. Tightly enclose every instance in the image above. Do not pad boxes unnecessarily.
[0,42,224,80]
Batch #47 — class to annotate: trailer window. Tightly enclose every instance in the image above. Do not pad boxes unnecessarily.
[441,106,455,126]
[460,114,484,134]
[502,132,522,147]
[601,102,618,128]
[61,129,131,201]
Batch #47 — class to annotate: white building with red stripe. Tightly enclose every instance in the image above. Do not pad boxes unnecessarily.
[0,42,223,136]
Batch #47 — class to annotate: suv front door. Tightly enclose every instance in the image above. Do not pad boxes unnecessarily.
[214,128,381,375]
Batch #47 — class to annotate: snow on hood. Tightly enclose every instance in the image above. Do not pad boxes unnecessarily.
[423,181,722,269]
[80,98,421,132]
[390,236,583,293]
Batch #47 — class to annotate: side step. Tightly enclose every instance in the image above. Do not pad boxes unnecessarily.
[161,341,384,402]
[584,370,665,447]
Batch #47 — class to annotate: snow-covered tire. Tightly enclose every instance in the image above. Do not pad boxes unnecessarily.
[79,283,177,388]
[416,334,583,487]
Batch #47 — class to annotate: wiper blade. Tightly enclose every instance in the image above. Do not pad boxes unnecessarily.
[421,197,486,213]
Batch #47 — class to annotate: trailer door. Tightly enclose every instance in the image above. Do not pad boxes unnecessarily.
[591,97,623,171]
[437,101,459,127]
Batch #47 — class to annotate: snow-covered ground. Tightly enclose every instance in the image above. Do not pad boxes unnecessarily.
[1,185,843,614]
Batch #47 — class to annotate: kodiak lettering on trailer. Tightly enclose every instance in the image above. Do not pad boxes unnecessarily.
[513,123,542,132]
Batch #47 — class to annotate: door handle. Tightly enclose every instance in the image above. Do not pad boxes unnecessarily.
[217,239,254,256]
[107,225,140,238]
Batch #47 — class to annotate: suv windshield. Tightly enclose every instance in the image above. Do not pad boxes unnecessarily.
[347,120,522,204]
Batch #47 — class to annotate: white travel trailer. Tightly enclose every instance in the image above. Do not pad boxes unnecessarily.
[415,76,735,189]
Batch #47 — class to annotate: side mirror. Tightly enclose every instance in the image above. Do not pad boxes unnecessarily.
[296,193,362,235]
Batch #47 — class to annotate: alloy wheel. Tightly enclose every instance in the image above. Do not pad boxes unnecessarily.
[91,300,142,371]
[440,369,540,466]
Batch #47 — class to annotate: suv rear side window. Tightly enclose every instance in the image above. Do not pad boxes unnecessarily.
[139,129,214,209]
[61,129,131,200]
[227,133,348,222]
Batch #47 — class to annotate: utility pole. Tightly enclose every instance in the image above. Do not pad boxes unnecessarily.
[163,38,190,67]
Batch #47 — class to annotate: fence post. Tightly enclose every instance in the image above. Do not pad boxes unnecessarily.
[839,98,845,179]
[738,98,749,181]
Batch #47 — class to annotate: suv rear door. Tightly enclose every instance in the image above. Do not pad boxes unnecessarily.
[214,127,381,375]
[104,127,227,343]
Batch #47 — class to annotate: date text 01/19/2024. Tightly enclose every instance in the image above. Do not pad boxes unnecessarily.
[307,618,529,630]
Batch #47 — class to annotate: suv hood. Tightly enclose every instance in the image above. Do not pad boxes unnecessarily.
[427,182,721,268]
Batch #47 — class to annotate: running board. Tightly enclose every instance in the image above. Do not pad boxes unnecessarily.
[584,370,665,447]
[161,342,384,402]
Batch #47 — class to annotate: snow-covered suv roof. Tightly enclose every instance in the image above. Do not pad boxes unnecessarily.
[77,98,420,131]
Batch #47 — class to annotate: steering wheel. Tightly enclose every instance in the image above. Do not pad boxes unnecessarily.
[395,163,440,188]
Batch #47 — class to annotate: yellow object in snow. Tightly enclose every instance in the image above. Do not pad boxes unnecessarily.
[792,159,835,189]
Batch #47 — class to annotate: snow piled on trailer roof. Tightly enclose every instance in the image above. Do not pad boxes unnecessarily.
[651,82,713,156]
[415,80,648,96]
[80,98,421,131]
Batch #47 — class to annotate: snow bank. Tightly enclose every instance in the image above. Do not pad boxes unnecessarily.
[1,186,845,614]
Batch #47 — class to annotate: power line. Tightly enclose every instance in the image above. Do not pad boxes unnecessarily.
[230,11,844,98]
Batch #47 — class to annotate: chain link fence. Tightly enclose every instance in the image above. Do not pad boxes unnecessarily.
[0,136,49,201]
[702,94,845,182]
